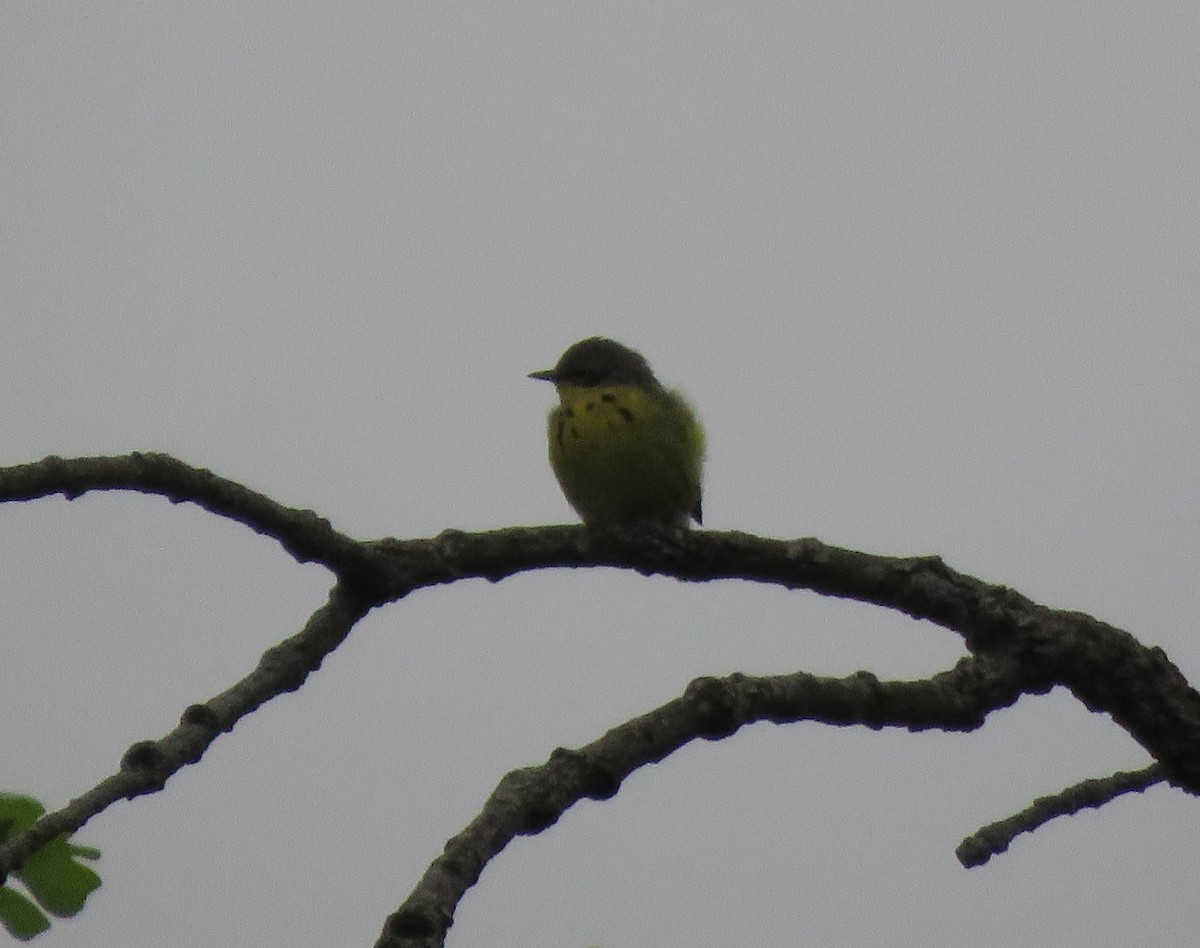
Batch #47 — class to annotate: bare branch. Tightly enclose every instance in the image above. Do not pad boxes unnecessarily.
[4,452,1200,942]
[0,453,382,577]
[375,656,1030,946]
[0,584,373,881]
[373,529,1200,791]
[956,763,1166,867]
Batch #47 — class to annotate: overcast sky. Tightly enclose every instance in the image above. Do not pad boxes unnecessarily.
[3,5,1199,946]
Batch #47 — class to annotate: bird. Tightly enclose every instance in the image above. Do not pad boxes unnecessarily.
[529,337,704,527]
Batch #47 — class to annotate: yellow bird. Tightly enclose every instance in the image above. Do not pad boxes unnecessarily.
[530,337,704,527]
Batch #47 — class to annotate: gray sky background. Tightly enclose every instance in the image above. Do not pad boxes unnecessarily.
[3,5,1199,946]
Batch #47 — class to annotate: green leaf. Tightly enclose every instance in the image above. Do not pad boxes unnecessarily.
[0,796,45,836]
[0,792,104,936]
[0,886,50,941]
[17,835,102,918]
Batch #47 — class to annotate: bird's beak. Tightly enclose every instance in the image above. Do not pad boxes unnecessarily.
[528,369,557,382]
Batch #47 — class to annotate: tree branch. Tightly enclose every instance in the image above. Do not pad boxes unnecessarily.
[956,763,1167,867]
[371,528,1200,791]
[375,655,1032,945]
[0,584,373,882]
[4,453,1200,945]
[0,453,384,579]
